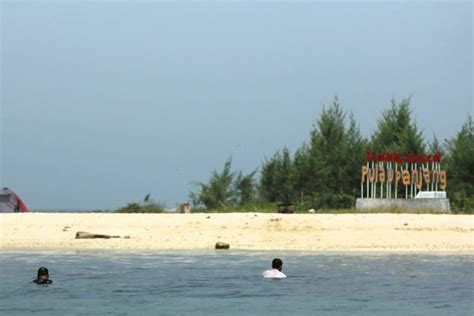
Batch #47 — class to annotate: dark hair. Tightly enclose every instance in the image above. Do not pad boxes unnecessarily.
[272,258,283,269]
[37,267,49,277]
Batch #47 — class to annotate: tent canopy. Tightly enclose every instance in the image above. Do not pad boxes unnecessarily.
[0,188,29,213]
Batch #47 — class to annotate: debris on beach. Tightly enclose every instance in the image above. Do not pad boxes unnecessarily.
[178,203,192,213]
[75,231,120,239]
[215,241,230,249]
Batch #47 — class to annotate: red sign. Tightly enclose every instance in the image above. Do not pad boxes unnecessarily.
[366,151,442,164]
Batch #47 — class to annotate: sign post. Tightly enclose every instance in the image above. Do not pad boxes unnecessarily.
[360,151,446,200]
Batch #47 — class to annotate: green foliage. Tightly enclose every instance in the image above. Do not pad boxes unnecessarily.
[347,113,368,196]
[295,192,355,211]
[190,158,236,209]
[192,201,277,213]
[115,194,164,213]
[277,147,295,203]
[259,154,279,202]
[258,97,368,210]
[445,116,474,212]
[450,191,474,214]
[259,147,295,203]
[236,169,258,205]
[428,134,444,156]
[143,193,151,203]
[192,97,473,213]
[190,158,258,209]
[370,97,426,199]
[371,97,425,154]
[308,97,349,195]
[292,144,312,201]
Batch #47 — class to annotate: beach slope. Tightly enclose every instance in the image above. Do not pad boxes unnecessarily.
[1,213,473,252]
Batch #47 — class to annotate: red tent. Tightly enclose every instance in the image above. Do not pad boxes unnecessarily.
[0,188,29,212]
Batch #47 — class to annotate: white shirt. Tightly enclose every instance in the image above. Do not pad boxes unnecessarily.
[262,269,287,278]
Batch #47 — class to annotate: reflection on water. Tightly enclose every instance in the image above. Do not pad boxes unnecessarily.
[0,251,473,315]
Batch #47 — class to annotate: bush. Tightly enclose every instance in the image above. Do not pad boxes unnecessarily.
[192,201,277,213]
[451,191,474,214]
[115,202,164,213]
[115,194,164,213]
[295,193,355,211]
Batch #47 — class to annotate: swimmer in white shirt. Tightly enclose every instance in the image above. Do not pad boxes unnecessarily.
[262,258,287,278]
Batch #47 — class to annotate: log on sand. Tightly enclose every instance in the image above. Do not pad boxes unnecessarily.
[75,231,121,239]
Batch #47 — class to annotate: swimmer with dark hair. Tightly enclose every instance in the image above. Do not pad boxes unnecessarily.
[33,267,53,284]
[262,258,287,278]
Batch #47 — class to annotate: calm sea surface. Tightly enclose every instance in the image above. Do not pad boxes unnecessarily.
[0,251,472,315]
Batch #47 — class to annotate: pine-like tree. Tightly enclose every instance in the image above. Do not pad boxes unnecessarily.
[259,148,295,203]
[259,152,280,202]
[445,116,474,211]
[308,97,348,195]
[428,134,445,155]
[293,143,312,201]
[346,113,368,196]
[235,169,258,205]
[190,158,236,209]
[371,98,425,154]
[275,147,295,203]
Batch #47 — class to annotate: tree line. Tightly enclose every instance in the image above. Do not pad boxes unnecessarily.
[190,97,473,212]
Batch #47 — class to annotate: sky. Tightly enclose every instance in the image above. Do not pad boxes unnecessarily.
[1,0,472,210]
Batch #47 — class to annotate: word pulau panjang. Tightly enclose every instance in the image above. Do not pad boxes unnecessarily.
[361,165,447,190]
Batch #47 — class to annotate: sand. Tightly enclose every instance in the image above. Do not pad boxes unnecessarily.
[1,213,473,252]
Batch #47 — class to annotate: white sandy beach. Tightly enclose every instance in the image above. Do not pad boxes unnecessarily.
[1,213,473,252]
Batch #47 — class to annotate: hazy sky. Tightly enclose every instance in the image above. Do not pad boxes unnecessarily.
[1,0,472,210]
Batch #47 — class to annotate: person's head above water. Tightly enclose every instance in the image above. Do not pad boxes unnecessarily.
[33,266,52,284]
[272,258,283,271]
[262,258,286,278]
[37,267,49,280]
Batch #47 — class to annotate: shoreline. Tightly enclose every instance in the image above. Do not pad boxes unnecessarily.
[2,248,474,256]
[1,213,473,253]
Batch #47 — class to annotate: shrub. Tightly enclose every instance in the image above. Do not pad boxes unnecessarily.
[115,194,164,213]
[451,190,474,214]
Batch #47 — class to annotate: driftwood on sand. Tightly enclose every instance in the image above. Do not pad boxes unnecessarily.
[215,241,230,249]
[75,231,121,239]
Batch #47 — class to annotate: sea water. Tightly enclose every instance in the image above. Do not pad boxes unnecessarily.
[0,251,472,315]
